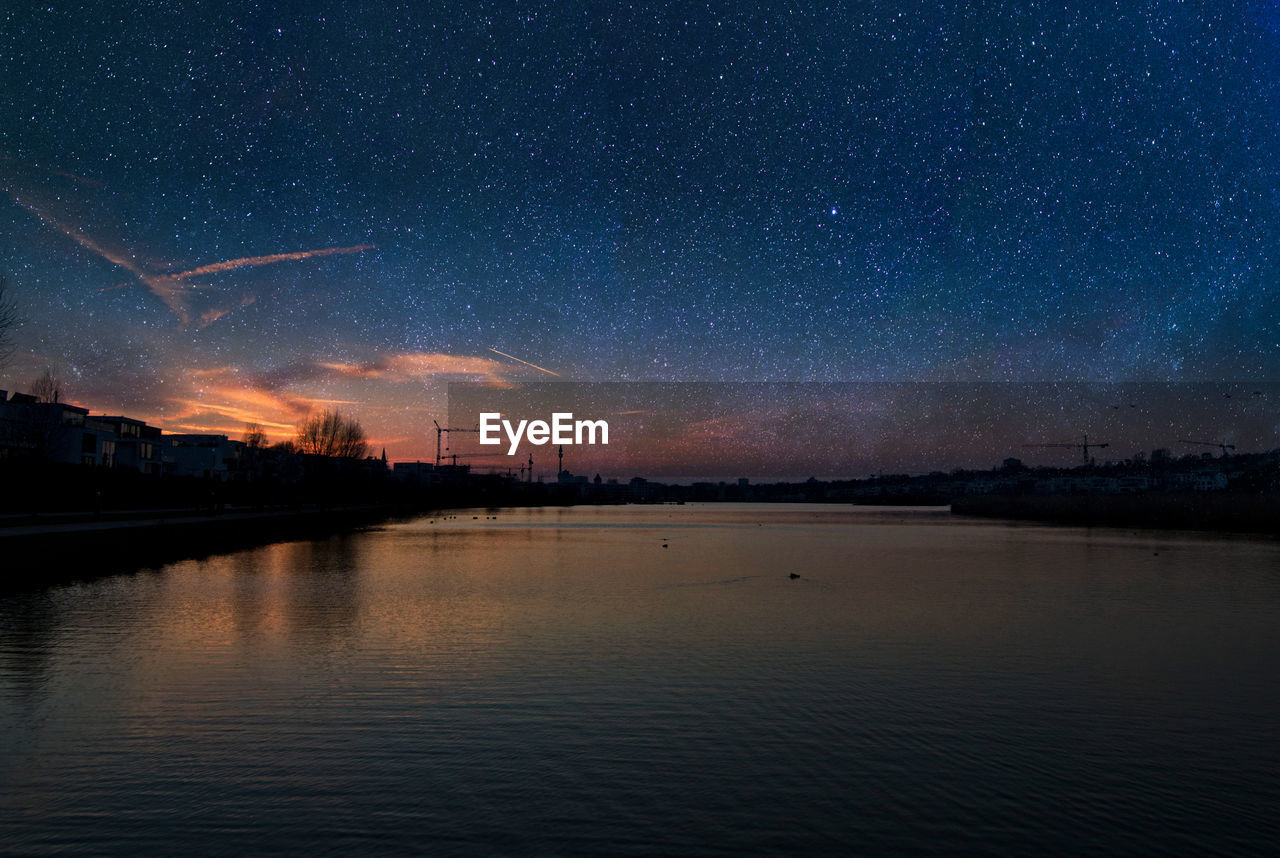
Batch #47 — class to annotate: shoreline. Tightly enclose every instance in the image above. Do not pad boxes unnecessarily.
[0,505,420,592]
[6,494,1278,593]
[951,492,1280,535]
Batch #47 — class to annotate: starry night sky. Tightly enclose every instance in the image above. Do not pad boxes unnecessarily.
[2,1,1279,462]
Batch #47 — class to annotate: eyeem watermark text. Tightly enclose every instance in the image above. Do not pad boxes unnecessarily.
[479,412,609,455]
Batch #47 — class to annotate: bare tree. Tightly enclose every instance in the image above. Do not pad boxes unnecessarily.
[243,423,268,449]
[0,275,17,369]
[295,409,368,459]
[29,368,63,404]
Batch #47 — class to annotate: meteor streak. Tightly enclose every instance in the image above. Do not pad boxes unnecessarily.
[488,348,561,376]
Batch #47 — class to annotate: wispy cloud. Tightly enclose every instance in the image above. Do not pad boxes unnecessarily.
[2,192,203,322]
[2,176,373,327]
[5,194,149,280]
[0,153,105,188]
[151,352,516,442]
[144,242,374,327]
[164,245,375,280]
[320,352,511,384]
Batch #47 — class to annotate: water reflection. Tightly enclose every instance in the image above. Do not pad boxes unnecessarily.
[0,591,60,707]
[1,505,1279,854]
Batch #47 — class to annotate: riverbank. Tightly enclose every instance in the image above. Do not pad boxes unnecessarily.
[952,492,1280,534]
[9,492,1278,593]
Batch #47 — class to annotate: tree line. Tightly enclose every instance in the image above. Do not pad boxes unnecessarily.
[248,409,369,460]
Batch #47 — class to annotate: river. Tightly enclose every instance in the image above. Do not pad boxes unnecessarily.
[2,504,1278,854]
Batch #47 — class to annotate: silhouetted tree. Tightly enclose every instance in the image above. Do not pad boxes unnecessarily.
[295,409,368,459]
[29,368,63,403]
[0,275,17,368]
[243,423,268,449]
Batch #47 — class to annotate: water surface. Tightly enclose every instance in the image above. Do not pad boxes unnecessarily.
[3,504,1279,854]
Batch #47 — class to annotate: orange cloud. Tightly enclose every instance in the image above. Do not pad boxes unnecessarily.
[166,399,297,431]
[22,345,528,456]
[191,370,354,416]
[319,352,510,383]
[155,352,520,448]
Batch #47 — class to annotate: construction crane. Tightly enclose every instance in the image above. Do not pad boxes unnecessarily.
[433,420,480,466]
[438,451,503,467]
[1023,434,1110,465]
[1179,439,1235,457]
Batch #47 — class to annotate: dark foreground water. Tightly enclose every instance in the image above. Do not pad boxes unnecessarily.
[2,504,1279,855]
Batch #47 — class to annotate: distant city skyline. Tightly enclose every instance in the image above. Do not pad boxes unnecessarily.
[3,2,1279,465]
[446,382,1280,481]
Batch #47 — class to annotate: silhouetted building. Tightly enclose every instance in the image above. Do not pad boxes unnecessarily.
[0,389,91,463]
[86,416,163,474]
[393,461,435,484]
[164,434,245,480]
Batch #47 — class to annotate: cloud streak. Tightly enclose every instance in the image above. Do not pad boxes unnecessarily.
[4,193,150,280]
[159,352,515,440]
[0,153,105,188]
[144,243,375,327]
[2,191,201,322]
[320,352,511,384]
[163,245,375,280]
[3,182,373,327]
